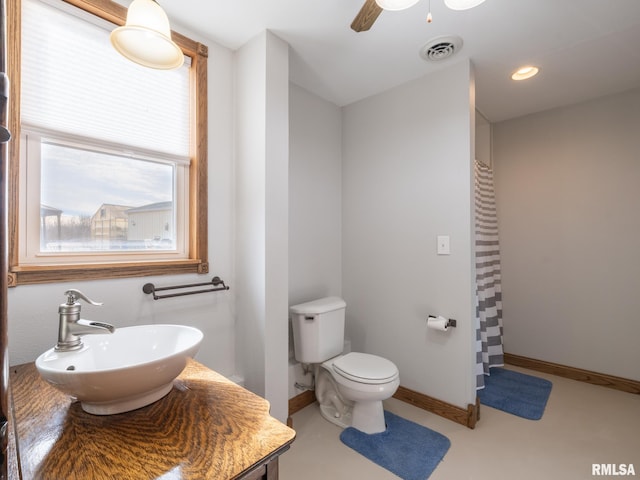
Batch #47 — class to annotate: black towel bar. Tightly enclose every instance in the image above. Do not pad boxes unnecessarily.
[143,276,230,300]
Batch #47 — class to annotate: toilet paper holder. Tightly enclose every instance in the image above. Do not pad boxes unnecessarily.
[427,315,457,328]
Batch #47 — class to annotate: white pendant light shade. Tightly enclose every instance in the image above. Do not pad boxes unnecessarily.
[110,0,184,70]
[375,0,420,11]
[444,0,486,10]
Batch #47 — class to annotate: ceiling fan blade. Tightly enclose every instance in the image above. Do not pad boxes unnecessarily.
[351,0,383,32]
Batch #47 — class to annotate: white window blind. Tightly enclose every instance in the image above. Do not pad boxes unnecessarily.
[21,0,191,157]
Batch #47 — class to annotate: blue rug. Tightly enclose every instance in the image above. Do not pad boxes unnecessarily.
[340,411,450,480]
[478,368,552,420]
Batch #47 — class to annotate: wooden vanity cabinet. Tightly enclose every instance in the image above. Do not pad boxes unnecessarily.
[9,359,295,479]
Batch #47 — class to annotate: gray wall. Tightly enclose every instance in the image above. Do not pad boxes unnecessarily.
[286,83,343,398]
[234,31,290,422]
[288,83,343,307]
[342,60,477,408]
[493,87,640,381]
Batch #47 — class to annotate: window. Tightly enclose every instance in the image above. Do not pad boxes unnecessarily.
[20,132,188,262]
[7,0,209,286]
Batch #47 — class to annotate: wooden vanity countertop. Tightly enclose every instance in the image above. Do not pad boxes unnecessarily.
[10,359,296,479]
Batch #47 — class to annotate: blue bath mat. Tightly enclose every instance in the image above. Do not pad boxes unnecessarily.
[478,368,552,420]
[340,411,450,480]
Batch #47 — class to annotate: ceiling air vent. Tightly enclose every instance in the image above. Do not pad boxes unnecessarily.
[419,35,463,62]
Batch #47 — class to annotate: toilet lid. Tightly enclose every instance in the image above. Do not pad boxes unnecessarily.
[333,352,398,384]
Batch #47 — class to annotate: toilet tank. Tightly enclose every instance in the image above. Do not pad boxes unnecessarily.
[290,297,346,364]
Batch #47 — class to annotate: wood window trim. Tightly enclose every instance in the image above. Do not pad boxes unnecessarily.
[6,0,209,286]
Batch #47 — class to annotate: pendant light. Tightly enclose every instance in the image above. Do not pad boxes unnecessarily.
[375,0,420,11]
[444,0,486,10]
[110,0,183,70]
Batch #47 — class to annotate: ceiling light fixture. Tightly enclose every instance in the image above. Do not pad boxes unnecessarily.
[444,0,487,10]
[511,66,540,81]
[375,0,420,11]
[110,0,184,70]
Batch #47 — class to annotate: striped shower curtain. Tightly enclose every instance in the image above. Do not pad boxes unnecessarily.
[474,159,504,390]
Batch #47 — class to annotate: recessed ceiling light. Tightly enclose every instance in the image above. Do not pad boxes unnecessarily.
[511,66,540,81]
[375,0,420,11]
[444,0,487,10]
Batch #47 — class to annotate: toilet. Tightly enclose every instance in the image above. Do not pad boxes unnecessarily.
[290,296,399,434]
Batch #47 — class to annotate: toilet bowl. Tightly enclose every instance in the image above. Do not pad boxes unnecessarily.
[315,352,399,434]
[289,296,400,434]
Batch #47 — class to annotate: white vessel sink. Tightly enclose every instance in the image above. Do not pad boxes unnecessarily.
[35,324,203,415]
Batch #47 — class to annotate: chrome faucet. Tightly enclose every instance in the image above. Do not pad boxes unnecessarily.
[55,289,115,352]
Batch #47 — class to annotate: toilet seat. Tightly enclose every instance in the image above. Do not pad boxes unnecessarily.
[332,352,398,385]
[318,353,400,433]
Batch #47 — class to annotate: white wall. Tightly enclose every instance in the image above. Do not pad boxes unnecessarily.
[342,60,477,409]
[234,31,290,422]
[8,39,237,377]
[288,83,343,307]
[287,83,343,398]
[476,110,491,167]
[493,88,640,381]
